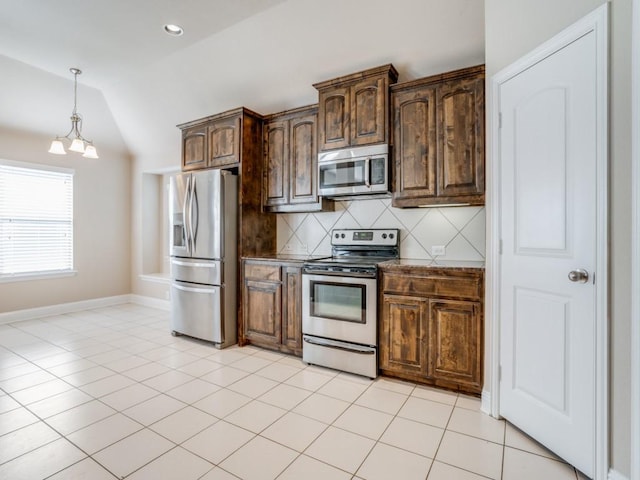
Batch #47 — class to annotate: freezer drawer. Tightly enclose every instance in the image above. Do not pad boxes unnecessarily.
[171,257,222,285]
[171,280,225,344]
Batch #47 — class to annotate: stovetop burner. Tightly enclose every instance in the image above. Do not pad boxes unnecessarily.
[303,228,400,276]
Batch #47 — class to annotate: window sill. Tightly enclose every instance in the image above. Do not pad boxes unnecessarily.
[0,270,77,284]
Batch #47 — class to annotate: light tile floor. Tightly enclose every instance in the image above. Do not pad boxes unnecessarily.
[0,303,588,479]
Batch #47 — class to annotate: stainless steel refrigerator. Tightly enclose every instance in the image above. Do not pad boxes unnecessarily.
[169,169,238,348]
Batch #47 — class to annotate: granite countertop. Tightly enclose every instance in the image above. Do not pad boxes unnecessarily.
[379,258,485,271]
[242,253,330,262]
[244,255,484,270]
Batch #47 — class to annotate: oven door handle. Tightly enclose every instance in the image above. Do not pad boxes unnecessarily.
[303,336,375,355]
[302,268,376,278]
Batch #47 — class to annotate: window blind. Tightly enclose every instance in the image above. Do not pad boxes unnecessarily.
[0,163,74,278]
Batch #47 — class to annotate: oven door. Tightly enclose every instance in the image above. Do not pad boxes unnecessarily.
[302,273,377,346]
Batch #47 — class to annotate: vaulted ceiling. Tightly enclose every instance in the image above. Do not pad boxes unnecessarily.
[0,0,485,166]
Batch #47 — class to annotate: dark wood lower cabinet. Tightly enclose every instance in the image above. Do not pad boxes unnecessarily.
[380,294,429,377]
[379,266,484,395]
[244,278,282,345]
[282,266,302,351]
[428,298,482,392]
[241,259,303,355]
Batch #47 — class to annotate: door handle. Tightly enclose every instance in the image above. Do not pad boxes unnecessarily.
[364,157,371,187]
[568,269,589,283]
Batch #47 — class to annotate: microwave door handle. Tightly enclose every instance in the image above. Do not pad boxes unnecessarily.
[364,157,371,187]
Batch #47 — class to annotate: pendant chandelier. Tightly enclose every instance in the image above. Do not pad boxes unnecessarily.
[48,68,99,158]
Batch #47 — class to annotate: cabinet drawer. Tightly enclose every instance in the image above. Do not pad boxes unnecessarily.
[244,263,281,281]
[382,273,482,300]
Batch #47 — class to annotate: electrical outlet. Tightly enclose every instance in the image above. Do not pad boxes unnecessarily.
[283,244,293,252]
[431,245,446,256]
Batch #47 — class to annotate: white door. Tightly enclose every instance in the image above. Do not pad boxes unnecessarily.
[497,9,607,478]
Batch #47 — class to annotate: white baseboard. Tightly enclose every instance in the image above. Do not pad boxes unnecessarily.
[0,294,169,324]
[608,468,630,480]
[129,294,170,311]
[481,389,493,416]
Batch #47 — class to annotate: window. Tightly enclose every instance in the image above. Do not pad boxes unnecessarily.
[0,161,74,280]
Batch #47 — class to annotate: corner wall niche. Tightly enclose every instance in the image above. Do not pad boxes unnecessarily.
[140,171,173,282]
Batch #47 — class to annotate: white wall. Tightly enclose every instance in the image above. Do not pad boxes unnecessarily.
[485,0,632,476]
[0,57,132,313]
[0,127,132,313]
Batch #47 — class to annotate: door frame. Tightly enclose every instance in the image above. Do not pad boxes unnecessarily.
[486,4,609,478]
[631,0,640,478]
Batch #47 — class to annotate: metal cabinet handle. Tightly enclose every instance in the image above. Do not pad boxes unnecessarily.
[568,269,589,283]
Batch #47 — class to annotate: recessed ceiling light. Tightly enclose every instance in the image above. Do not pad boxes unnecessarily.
[163,24,184,36]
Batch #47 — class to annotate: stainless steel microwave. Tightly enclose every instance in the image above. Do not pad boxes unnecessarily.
[317,144,390,198]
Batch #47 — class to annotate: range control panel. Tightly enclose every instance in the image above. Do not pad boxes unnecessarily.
[330,229,399,247]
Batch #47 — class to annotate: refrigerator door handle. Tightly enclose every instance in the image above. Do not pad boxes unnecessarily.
[172,282,218,294]
[187,175,196,253]
[191,180,199,252]
[183,175,192,255]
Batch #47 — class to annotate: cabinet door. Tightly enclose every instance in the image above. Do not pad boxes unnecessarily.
[436,76,485,198]
[289,113,318,205]
[351,76,387,147]
[379,294,429,376]
[318,86,350,151]
[282,266,302,351]
[182,124,207,171]
[392,85,437,202]
[429,299,482,392]
[243,279,282,345]
[263,119,289,207]
[208,115,241,168]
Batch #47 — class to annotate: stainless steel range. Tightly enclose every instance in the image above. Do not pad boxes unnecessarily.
[301,228,400,378]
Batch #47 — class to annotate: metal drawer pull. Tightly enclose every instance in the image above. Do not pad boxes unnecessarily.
[172,283,217,294]
[303,336,375,355]
[172,259,217,269]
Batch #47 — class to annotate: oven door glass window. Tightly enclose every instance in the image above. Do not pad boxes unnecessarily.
[310,280,365,323]
[319,159,366,189]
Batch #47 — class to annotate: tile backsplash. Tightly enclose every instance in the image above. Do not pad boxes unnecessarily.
[277,198,485,261]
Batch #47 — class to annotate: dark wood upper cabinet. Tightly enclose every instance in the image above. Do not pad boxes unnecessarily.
[437,75,485,198]
[178,107,261,171]
[264,119,288,207]
[314,64,398,152]
[181,124,208,171]
[263,105,333,213]
[392,65,485,207]
[392,84,438,200]
[352,75,387,146]
[208,114,242,168]
[318,86,350,150]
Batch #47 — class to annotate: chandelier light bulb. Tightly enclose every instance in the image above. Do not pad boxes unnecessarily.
[48,139,66,155]
[69,138,86,153]
[83,144,99,159]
